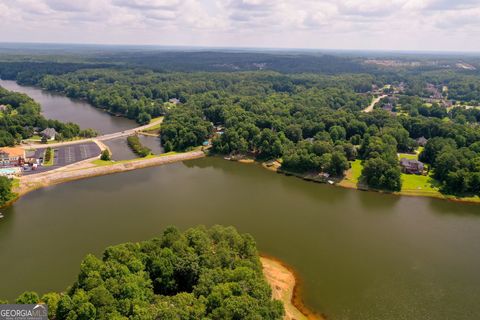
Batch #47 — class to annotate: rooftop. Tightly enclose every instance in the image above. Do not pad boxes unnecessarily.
[0,147,25,157]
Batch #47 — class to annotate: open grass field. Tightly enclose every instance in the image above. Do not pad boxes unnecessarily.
[398,152,417,160]
[400,173,441,196]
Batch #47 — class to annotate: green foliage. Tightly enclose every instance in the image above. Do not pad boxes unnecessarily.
[127,135,151,157]
[359,135,402,191]
[15,291,39,304]
[136,112,151,125]
[79,128,99,138]
[41,292,61,319]
[0,86,93,146]
[100,149,111,161]
[421,138,480,195]
[44,147,53,162]
[8,226,283,320]
[161,106,212,151]
[2,57,480,195]
[0,176,15,206]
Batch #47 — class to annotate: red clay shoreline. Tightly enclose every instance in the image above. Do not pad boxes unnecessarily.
[261,253,325,320]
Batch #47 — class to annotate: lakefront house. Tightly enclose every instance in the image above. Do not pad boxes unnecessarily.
[0,147,26,167]
[41,128,57,141]
[400,158,425,175]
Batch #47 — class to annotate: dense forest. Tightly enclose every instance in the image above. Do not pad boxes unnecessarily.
[1,50,479,195]
[0,87,95,146]
[1,226,284,320]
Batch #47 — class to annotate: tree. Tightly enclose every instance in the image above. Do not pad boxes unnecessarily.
[41,292,61,319]
[328,125,346,142]
[137,112,152,125]
[361,157,401,191]
[327,151,349,176]
[0,176,14,206]
[15,291,39,304]
[6,226,284,320]
[100,149,111,161]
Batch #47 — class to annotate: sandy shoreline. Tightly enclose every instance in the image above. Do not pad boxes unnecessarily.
[261,255,324,320]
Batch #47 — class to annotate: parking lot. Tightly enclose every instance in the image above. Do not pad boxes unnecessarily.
[25,142,101,175]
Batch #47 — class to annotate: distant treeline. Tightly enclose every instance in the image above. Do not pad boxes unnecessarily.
[0,61,114,85]
[92,51,371,74]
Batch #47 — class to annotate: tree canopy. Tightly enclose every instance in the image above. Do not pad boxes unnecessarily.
[3,226,284,320]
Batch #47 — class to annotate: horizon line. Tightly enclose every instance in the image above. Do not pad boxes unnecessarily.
[1,41,480,56]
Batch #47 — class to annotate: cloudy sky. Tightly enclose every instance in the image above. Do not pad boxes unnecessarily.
[0,0,479,51]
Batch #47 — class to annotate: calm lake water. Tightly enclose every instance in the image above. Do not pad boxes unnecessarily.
[0,158,479,319]
[0,79,136,134]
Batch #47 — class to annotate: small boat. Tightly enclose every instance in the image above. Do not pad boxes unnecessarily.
[0,214,4,219]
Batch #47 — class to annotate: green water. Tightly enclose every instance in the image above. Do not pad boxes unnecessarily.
[0,158,479,319]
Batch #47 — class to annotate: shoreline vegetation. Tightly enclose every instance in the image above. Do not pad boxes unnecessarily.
[224,156,480,204]
[8,148,480,209]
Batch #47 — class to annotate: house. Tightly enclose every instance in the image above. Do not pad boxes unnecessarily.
[416,137,428,147]
[25,150,39,164]
[168,98,180,105]
[382,103,394,112]
[41,128,57,141]
[400,158,425,175]
[0,147,26,167]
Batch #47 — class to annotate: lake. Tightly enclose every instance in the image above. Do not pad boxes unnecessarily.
[0,158,479,320]
[0,79,137,134]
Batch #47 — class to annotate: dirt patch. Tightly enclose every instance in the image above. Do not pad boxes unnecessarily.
[261,256,324,320]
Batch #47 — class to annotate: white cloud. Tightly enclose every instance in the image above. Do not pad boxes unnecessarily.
[0,0,479,51]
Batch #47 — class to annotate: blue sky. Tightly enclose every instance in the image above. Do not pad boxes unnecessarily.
[1,0,480,51]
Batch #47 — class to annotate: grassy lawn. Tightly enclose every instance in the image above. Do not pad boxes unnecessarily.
[91,159,115,166]
[398,147,423,161]
[398,152,417,160]
[91,151,180,167]
[141,116,163,132]
[11,178,20,189]
[338,159,362,188]
[400,174,441,196]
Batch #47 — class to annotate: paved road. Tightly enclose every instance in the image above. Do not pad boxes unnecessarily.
[23,142,101,175]
[97,118,163,141]
[22,118,163,149]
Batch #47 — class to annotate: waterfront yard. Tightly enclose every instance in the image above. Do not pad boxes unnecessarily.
[338,159,362,188]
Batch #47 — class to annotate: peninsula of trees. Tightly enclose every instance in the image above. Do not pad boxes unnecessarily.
[2,226,284,320]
